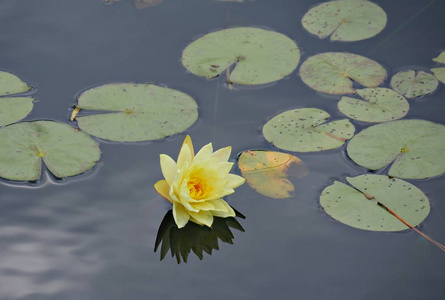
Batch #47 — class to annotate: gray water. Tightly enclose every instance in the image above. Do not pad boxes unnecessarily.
[0,0,444,299]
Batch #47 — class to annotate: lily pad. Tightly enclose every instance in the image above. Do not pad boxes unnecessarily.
[263,108,355,152]
[338,88,409,122]
[347,119,445,179]
[0,121,101,181]
[0,71,31,96]
[238,150,309,199]
[390,70,438,98]
[75,83,198,142]
[302,0,387,42]
[432,51,445,64]
[431,68,445,84]
[0,97,34,126]
[181,27,300,85]
[320,174,430,231]
[299,52,386,94]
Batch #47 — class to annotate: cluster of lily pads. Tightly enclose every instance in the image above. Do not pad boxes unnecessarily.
[1,0,444,237]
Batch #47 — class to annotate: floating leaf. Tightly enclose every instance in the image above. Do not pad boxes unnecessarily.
[263,108,355,152]
[301,0,387,42]
[431,68,445,84]
[347,119,445,179]
[390,70,438,98]
[338,88,409,122]
[320,174,430,231]
[182,27,300,85]
[75,83,198,142]
[0,97,34,126]
[432,51,445,64]
[0,121,101,181]
[238,150,309,199]
[299,52,386,94]
[0,71,31,96]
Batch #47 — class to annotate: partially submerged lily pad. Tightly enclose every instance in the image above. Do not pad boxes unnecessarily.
[390,70,438,98]
[74,83,198,142]
[0,97,34,126]
[299,52,386,94]
[347,119,445,179]
[338,88,409,122]
[182,27,300,85]
[320,174,430,231]
[0,121,101,181]
[263,108,355,152]
[238,150,309,199]
[0,71,31,96]
[302,0,387,42]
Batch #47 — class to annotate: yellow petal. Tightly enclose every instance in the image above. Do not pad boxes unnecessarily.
[217,161,234,175]
[177,143,193,170]
[211,146,231,162]
[173,202,190,228]
[211,200,235,218]
[189,210,214,227]
[193,143,213,163]
[191,201,215,211]
[160,154,177,185]
[181,135,194,158]
[226,174,245,189]
[179,180,200,211]
[206,199,229,212]
[154,180,173,203]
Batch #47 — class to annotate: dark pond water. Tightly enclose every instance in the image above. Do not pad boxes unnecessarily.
[1,0,444,299]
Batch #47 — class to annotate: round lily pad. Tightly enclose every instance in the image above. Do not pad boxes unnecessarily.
[431,68,445,84]
[299,52,386,94]
[390,70,438,98]
[0,121,101,181]
[263,108,355,152]
[347,119,445,179]
[302,0,387,42]
[75,83,198,142]
[0,71,31,96]
[338,88,409,122]
[432,51,445,64]
[320,174,430,231]
[0,97,34,126]
[181,27,300,85]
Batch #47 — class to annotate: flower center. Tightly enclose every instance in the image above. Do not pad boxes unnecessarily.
[187,177,208,199]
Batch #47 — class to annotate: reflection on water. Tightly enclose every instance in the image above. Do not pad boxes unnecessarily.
[155,209,245,263]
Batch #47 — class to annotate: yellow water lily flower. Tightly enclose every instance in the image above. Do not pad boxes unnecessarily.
[154,136,245,228]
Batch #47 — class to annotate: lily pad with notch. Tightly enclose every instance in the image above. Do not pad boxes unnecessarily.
[302,0,387,42]
[181,27,300,85]
[74,83,198,142]
[347,119,445,179]
[299,52,386,94]
[338,87,409,123]
[390,70,438,98]
[263,108,355,152]
[0,121,101,181]
[320,174,430,231]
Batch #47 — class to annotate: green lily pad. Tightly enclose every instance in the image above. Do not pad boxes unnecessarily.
[75,83,198,142]
[299,52,386,94]
[263,108,355,152]
[0,121,101,181]
[347,119,445,179]
[320,174,430,231]
[0,97,34,126]
[338,88,409,123]
[0,71,31,96]
[390,70,438,98]
[431,67,445,84]
[302,0,387,42]
[181,27,300,85]
[432,51,445,64]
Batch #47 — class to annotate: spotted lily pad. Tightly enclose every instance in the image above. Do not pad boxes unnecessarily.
[74,83,198,142]
[320,174,430,231]
[182,27,300,85]
[0,97,34,126]
[0,71,31,96]
[338,88,409,122]
[347,120,445,179]
[263,108,355,152]
[390,70,438,98]
[0,121,101,181]
[299,52,386,94]
[302,0,387,42]
[238,150,309,199]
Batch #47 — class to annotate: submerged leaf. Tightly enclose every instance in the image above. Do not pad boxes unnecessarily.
[263,108,355,152]
[347,119,445,179]
[338,88,409,122]
[0,71,31,96]
[302,0,387,42]
[0,121,101,181]
[238,150,309,199]
[320,174,430,231]
[390,70,438,98]
[299,52,386,94]
[0,97,34,126]
[75,83,198,142]
[133,0,163,9]
[182,27,300,85]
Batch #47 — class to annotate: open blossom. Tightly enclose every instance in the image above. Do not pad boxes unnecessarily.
[154,136,245,228]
